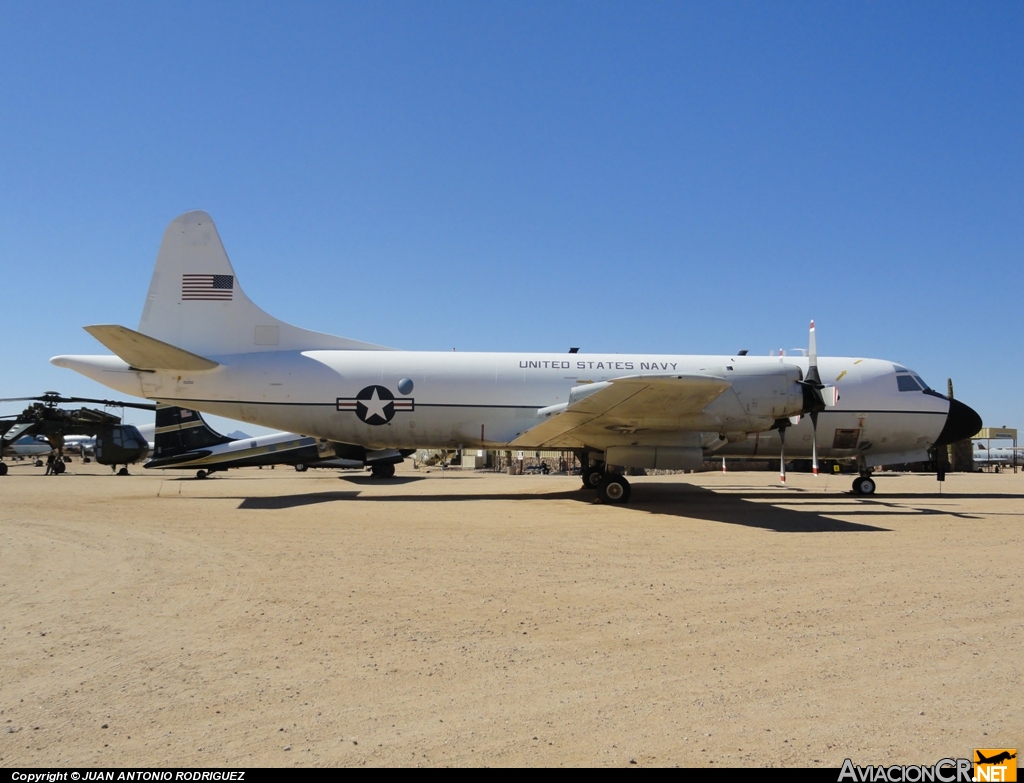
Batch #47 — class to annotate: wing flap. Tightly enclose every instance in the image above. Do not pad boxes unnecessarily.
[512,374,731,448]
[84,325,220,371]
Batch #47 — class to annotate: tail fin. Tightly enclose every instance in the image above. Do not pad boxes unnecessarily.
[138,211,391,356]
[153,404,233,458]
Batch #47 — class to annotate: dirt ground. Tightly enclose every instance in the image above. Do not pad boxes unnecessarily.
[1,461,1020,767]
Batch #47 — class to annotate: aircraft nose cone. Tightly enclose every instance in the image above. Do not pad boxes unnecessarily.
[935,398,982,446]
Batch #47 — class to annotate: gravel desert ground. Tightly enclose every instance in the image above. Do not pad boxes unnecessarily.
[1,463,1020,767]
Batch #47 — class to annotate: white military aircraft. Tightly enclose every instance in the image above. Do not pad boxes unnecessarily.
[3,435,53,458]
[972,442,1021,467]
[52,211,981,502]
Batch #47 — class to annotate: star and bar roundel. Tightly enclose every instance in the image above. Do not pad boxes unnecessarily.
[336,385,415,426]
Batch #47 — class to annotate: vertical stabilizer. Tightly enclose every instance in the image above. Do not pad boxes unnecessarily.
[138,211,390,356]
[153,404,233,458]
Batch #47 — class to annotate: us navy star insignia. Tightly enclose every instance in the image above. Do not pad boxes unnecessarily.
[336,385,415,425]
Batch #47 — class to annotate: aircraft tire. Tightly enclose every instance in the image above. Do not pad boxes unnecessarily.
[581,466,604,490]
[53,461,66,475]
[852,476,876,495]
[117,467,129,476]
[371,463,396,479]
[599,475,631,504]
[196,470,207,479]
[294,463,309,472]
[0,463,7,476]
[35,459,44,468]
[83,457,91,463]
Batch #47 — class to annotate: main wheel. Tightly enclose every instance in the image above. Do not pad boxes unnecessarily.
[599,475,631,504]
[0,463,7,476]
[196,470,208,480]
[371,463,396,479]
[294,463,309,472]
[581,466,604,490]
[117,467,129,476]
[53,461,66,474]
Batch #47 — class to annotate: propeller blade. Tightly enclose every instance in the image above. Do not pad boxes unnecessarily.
[810,410,819,476]
[804,319,823,389]
[779,425,787,484]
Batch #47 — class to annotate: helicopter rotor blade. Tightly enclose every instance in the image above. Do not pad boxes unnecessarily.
[59,396,157,411]
[0,393,156,411]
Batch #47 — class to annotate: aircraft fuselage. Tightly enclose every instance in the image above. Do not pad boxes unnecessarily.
[56,349,950,465]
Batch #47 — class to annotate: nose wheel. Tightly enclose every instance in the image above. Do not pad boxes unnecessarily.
[852,476,876,495]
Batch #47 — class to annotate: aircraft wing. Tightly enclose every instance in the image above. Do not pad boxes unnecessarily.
[511,374,731,449]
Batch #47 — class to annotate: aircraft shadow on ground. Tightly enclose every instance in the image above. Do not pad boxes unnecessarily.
[208,479,1005,530]
[234,491,361,509]
[336,475,424,486]
[222,481,899,532]
[612,482,894,532]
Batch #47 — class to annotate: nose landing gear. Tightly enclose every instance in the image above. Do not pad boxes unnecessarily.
[852,475,876,495]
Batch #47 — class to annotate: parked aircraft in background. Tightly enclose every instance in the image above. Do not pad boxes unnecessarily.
[0,393,152,476]
[3,435,53,458]
[972,442,1021,467]
[147,404,407,479]
[52,212,982,501]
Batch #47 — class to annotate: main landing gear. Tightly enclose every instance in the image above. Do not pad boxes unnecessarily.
[581,465,604,490]
[370,463,396,479]
[579,461,631,504]
[598,473,631,504]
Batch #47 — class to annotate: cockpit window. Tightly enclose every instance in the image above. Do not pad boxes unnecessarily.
[894,366,932,392]
[897,374,922,392]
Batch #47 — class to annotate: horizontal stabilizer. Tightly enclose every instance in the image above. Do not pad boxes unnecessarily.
[84,325,220,371]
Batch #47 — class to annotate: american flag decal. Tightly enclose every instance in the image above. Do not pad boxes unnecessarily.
[182,274,234,301]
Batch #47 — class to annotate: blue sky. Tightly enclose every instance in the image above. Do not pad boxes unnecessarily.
[2,2,1021,434]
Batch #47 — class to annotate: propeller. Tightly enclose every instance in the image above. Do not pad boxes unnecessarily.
[0,392,156,411]
[775,321,839,483]
[796,320,832,476]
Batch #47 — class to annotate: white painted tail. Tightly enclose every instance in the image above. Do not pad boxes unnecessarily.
[138,211,390,356]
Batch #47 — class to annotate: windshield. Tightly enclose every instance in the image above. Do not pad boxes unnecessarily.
[893,365,932,393]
